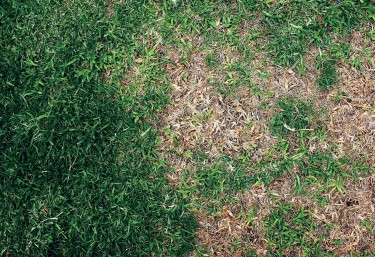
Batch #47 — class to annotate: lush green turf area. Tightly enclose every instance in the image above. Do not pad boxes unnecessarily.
[0,1,196,255]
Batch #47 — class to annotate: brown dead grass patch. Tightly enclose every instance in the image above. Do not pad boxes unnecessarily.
[158,40,277,160]
[185,185,274,257]
[106,2,115,17]
[318,173,375,254]
[155,24,374,256]
[265,171,375,255]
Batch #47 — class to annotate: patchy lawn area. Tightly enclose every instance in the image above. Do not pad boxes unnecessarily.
[1,0,374,256]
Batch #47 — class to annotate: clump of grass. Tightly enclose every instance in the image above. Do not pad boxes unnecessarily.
[269,97,315,136]
[317,59,338,90]
[263,203,327,256]
[205,52,219,67]
[178,156,253,201]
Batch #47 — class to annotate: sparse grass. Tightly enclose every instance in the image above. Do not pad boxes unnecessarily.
[178,139,372,206]
[256,0,372,67]
[174,132,372,254]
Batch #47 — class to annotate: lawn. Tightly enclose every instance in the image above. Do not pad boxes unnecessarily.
[1,0,374,256]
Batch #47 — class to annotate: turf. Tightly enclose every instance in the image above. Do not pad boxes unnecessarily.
[262,202,336,257]
[1,0,374,256]
[0,1,196,256]
[269,97,315,136]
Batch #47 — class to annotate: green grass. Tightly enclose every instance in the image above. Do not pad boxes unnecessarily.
[263,203,328,256]
[0,1,196,255]
[257,0,372,66]
[205,52,219,68]
[317,59,338,90]
[269,97,315,136]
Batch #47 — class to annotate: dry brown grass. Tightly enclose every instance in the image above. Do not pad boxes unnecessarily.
[154,23,374,256]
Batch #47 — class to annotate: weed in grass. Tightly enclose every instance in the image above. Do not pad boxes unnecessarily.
[269,97,315,136]
[214,59,253,98]
[180,153,294,202]
[331,90,346,102]
[369,30,375,41]
[298,153,347,185]
[215,77,240,97]
[251,158,294,186]
[246,250,259,257]
[317,59,338,91]
[294,148,374,195]
[359,253,375,257]
[183,142,372,208]
[179,151,295,203]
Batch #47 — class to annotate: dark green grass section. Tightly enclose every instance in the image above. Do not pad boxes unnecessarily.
[317,59,338,90]
[269,97,315,136]
[0,1,196,256]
